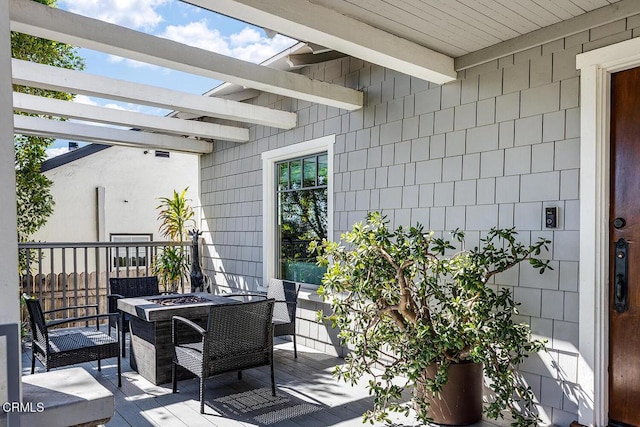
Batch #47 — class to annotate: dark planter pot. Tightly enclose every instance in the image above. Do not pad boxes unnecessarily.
[418,361,483,426]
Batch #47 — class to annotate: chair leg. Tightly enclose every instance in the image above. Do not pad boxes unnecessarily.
[30,349,36,374]
[270,358,276,396]
[97,356,102,372]
[172,362,178,393]
[199,375,205,414]
[293,333,297,359]
[121,312,127,358]
[117,353,122,387]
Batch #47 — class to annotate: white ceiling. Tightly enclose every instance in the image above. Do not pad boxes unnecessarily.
[187,0,637,81]
[308,0,623,57]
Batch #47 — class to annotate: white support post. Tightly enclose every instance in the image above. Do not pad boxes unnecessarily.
[0,0,21,408]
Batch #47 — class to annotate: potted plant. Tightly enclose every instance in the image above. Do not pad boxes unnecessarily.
[154,188,194,293]
[314,212,551,427]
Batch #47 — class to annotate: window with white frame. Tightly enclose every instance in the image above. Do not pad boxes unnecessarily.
[276,153,328,284]
[262,136,334,287]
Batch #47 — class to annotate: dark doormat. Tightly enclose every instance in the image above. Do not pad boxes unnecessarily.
[208,387,323,425]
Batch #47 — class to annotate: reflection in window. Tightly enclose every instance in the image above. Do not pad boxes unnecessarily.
[276,153,328,285]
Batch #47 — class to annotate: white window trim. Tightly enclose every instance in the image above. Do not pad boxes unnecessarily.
[576,36,640,427]
[261,135,335,291]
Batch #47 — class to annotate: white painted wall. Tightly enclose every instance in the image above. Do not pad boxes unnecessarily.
[33,145,200,243]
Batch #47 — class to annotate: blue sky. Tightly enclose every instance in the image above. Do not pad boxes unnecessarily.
[46,0,296,157]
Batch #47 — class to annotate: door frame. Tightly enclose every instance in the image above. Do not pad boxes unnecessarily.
[577,36,640,427]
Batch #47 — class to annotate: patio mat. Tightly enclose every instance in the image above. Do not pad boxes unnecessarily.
[208,387,322,425]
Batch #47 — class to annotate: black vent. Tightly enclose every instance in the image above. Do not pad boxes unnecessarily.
[155,150,170,158]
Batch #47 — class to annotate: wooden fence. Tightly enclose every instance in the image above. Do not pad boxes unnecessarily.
[21,268,149,329]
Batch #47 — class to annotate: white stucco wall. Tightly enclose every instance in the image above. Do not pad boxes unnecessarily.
[33,145,200,243]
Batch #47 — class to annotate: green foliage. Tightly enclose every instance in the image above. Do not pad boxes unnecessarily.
[153,246,189,293]
[316,212,552,426]
[12,0,85,249]
[157,188,195,243]
[15,135,54,242]
[154,188,194,292]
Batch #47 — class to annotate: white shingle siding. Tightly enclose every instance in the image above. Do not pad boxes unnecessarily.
[199,14,640,421]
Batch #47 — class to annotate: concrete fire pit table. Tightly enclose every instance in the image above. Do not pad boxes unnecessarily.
[117,292,241,385]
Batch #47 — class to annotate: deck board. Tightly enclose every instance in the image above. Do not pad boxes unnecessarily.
[21,338,507,427]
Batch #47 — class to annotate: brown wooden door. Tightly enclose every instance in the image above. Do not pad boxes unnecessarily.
[610,66,640,427]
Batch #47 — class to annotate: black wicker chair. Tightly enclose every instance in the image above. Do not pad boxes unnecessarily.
[24,295,121,387]
[221,279,300,358]
[270,279,301,358]
[108,276,162,356]
[172,299,275,414]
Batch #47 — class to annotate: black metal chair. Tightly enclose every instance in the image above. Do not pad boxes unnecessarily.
[108,276,162,356]
[171,299,275,414]
[24,295,121,387]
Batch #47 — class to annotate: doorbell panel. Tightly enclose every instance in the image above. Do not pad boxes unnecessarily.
[545,207,557,228]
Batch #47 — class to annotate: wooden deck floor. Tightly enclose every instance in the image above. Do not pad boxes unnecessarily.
[22,339,503,427]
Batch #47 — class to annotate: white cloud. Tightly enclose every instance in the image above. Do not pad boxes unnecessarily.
[231,34,296,63]
[74,95,170,116]
[162,21,230,54]
[72,96,137,112]
[229,28,262,47]
[45,147,71,159]
[160,21,296,64]
[102,103,131,111]
[106,55,161,70]
[73,95,99,106]
[58,0,169,30]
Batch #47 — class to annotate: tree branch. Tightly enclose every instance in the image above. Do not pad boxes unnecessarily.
[377,247,417,324]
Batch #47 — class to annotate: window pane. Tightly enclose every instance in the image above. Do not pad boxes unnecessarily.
[277,188,327,285]
[317,154,328,185]
[290,160,302,189]
[303,157,316,187]
[278,163,289,190]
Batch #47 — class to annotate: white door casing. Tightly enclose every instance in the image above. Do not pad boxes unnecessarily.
[577,36,640,426]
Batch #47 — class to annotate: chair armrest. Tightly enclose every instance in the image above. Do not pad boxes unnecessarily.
[172,316,205,336]
[44,304,99,316]
[106,294,125,314]
[221,291,267,297]
[46,312,119,329]
[221,292,267,302]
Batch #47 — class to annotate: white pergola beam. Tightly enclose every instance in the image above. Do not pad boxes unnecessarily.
[9,0,363,110]
[184,0,456,84]
[287,51,348,68]
[14,115,212,154]
[13,92,249,143]
[0,0,21,399]
[12,59,296,130]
